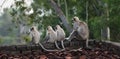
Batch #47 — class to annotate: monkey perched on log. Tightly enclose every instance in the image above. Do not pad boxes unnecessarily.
[45,26,61,49]
[30,26,59,51]
[66,16,89,48]
[30,26,40,44]
[55,25,66,49]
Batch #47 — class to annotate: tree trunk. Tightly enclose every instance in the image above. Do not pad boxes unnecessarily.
[101,3,110,40]
[106,3,110,40]
[64,0,68,20]
[86,1,88,23]
[101,28,108,40]
[48,0,72,33]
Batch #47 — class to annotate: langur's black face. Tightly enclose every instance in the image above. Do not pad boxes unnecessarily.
[47,26,49,30]
[72,17,76,22]
[30,27,34,31]
[55,25,59,29]
[55,26,57,30]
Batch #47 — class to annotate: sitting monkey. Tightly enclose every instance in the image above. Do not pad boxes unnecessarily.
[55,25,66,49]
[30,26,40,44]
[67,16,89,48]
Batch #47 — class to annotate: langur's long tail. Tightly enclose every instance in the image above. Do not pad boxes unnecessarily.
[65,30,76,41]
[38,43,60,51]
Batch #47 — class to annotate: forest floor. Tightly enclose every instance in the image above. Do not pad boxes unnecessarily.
[0,40,120,59]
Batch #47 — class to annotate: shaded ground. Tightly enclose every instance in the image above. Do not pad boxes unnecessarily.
[0,48,120,59]
[0,40,120,59]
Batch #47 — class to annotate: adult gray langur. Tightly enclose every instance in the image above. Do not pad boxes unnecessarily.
[66,16,89,48]
[55,25,66,49]
[30,26,40,44]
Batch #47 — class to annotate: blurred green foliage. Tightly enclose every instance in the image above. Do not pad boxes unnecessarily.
[0,0,120,45]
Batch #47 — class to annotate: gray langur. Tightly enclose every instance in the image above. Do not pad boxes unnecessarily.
[67,16,89,48]
[30,26,40,44]
[30,26,59,51]
[55,25,66,49]
[45,26,61,49]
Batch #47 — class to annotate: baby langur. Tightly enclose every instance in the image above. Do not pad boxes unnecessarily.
[45,26,61,49]
[55,25,66,49]
[67,16,89,48]
[30,26,59,51]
